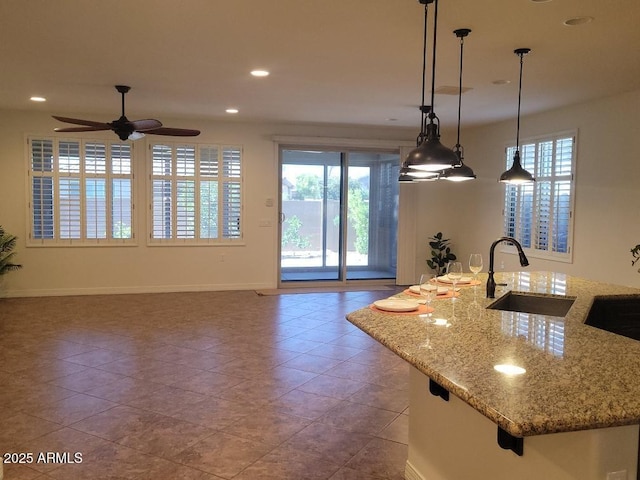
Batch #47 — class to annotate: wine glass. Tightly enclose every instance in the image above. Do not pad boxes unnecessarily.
[419,273,436,320]
[469,253,483,282]
[447,262,463,300]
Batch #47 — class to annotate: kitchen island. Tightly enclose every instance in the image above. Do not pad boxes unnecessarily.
[346,272,640,480]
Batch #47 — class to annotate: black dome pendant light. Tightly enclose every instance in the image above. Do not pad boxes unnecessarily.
[441,28,476,182]
[500,48,535,184]
[401,0,459,175]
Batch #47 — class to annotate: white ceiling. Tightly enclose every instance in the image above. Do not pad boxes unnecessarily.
[1,0,639,130]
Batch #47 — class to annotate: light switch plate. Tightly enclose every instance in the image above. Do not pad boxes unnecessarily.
[606,471,627,480]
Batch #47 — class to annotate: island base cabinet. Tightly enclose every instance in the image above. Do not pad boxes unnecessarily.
[406,367,639,480]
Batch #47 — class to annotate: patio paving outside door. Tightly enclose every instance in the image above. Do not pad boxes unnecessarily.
[279,148,399,284]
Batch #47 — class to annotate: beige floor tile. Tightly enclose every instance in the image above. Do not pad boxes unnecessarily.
[169,395,257,429]
[0,463,44,479]
[2,289,409,480]
[347,383,409,413]
[71,405,162,442]
[269,389,343,420]
[222,409,311,446]
[172,432,273,478]
[47,367,127,393]
[125,385,207,415]
[0,412,62,452]
[376,413,409,444]
[345,438,408,480]
[116,414,215,459]
[283,422,375,465]
[63,348,131,367]
[17,427,112,474]
[298,374,367,400]
[318,402,399,436]
[280,353,344,374]
[136,457,226,479]
[23,392,117,426]
[47,441,159,480]
[328,466,388,480]
[83,376,165,403]
[168,369,246,395]
[232,444,341,480]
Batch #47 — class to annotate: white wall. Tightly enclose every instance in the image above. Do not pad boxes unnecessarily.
[413,89,640,288]
[3,88,639,297]
[0,109,413,296]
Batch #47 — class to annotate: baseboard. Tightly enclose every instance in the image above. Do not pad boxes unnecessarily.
[0,282,274,298]
[405,460,426,480]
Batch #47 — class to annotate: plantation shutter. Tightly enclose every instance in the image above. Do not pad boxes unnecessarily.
[503,133,575,261]
[31,139,55,239]
[149,142,242,243]
[222,146,242,239]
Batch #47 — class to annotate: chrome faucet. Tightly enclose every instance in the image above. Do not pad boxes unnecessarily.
[487,237,529,298]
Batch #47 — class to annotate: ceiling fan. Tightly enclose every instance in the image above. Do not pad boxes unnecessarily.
[53,85,200,141]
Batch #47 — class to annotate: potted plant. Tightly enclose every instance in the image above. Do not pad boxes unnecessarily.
[631,244,640,272]
[427,232,456,276]
[0,225,22,277]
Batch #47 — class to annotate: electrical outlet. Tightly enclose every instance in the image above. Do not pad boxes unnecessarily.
[219,253,225,262]
[606,470,627,480]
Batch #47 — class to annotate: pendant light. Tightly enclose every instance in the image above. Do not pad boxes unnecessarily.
[401,0,458,174]
[399,165,439,182]
[441,28,476,182]
[499,48,535,184]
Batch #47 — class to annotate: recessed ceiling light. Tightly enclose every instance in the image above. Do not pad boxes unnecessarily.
[225,108,239,114]
[530,0,552,3]
[386,118,398,122]
[563,16,594,26]
[30,96,46,102]
[492,79,511,86]
[250,69,270,77]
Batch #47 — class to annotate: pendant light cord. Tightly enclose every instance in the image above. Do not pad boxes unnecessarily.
[455,33,464,149]
[429,0,439,121]
[515,51,525,152]
[418,1,429,143]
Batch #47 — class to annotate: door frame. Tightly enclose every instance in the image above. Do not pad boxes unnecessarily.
[274,136,411,288]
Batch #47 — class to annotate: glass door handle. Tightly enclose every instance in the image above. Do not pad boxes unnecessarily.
[279,212,286,224]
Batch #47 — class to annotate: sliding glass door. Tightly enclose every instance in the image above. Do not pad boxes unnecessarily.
[279,147,399,284]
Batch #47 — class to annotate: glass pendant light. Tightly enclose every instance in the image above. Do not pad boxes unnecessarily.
[499,48,535,184]
[441,28,476,182]
[401,0,458,175]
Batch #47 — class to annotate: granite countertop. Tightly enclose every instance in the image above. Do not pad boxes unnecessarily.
[346,271,640,438]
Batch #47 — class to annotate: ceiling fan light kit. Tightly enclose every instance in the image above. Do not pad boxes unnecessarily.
[53,85,200,141]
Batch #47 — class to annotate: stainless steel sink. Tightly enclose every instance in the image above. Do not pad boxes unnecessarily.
[487,292,575,317]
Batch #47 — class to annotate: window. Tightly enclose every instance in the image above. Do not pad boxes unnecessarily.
[149,142,242,244]
[28,138,134,245]
[503,131,576,261]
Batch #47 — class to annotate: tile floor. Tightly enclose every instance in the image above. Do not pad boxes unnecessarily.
[0,288,409,479]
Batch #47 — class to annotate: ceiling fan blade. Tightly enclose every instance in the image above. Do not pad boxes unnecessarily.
[54,126,110,133]
[143,127,201,137]
[52,116,111,129]
[130,119,163,131]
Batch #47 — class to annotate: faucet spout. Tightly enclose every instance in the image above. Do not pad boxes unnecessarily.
[486,236,529,298]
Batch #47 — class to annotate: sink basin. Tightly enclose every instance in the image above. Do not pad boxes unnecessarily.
[585,296,640,341]
[487,292,575,317]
